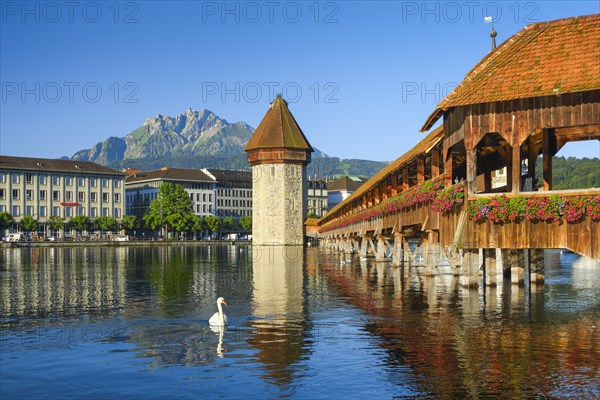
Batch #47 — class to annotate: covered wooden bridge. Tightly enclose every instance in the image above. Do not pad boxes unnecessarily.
[316,14,600,287]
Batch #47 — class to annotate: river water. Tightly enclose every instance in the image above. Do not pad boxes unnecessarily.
[0,245,598,399]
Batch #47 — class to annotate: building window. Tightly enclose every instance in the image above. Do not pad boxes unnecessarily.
[12,206,20,216]
[78,192,85,202]
[102,207,109,217]
[90,178,97,187]
[52,206,59,216]
[102,193,109,203]
[12,174,20,184]
[78,177,85,186]
[65,177,72,186]
[0,173,5,183]
[53,191,60,201]
[65,191,73,201]
[114,193,120,203]
[114,179,121,188]
[65,207,72,217]
[26,174,33,184]
[90,208,97,218]
[26,206,34,216]
[40,190,46,200]
[12,189,19,200]
[52,176,59,185]
[102,178,109,188]
[26,190,33,200]
[90,192,97,202]
[39,206,46,217]
[0,189,4,199]
[78,206,85,216]
[114,208,121,218]
[39,175,46,185]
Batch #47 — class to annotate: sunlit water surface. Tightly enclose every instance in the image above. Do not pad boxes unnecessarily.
[1,246,598,399]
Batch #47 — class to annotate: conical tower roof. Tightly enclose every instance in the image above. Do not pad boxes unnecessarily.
[245,95,314,152]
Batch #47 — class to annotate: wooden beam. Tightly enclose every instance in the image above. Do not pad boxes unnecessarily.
[402,168,409,190]
[466,148,477,195]
[417,157,425,184]
[432,147,440,178]
[444,155,453,187]
[484,170,492,192]
[511,144,521,193]
[543,128,556,191]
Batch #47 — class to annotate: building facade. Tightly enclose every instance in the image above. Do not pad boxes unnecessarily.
[326,176,368,210]
[203,169,252,221]
[307,180,328,217]
[125,168,216,218]
[0,156,125,237]
[125,167,253,222]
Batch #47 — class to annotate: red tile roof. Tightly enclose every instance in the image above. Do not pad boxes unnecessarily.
[0,155,124,176]
[245,96,313,152]
[422,14,600,131]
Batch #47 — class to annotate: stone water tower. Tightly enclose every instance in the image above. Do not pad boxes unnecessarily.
[245,95,313,246]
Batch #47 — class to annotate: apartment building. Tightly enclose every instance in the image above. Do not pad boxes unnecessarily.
[307,180,328,217]
[203,169,252,221]
[0,156,125,236]
[125,168,216,218]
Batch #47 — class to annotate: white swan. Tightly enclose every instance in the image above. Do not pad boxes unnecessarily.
[209,297,228,326]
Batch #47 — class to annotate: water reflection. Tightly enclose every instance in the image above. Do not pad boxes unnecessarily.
[317,249,600,398]
[249,245,309,386]
[0,246,598,399]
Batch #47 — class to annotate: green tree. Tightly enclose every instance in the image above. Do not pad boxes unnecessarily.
[222,216,235,231]
[48,216,64,232]
[121,215,138,231]
[20,215,38,233]
[70,215,91,233]
[204,215,221,234]
[144,182,196,236]
[239,216,252,232]
[94,216,118,232]
[0,212,13,234]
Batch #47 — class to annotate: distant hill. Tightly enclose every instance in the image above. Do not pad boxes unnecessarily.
[71,107,389,178]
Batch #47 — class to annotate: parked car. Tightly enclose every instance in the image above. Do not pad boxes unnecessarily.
[114,235,130,242]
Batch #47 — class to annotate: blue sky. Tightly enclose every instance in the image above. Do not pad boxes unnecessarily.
[1,1,599,162]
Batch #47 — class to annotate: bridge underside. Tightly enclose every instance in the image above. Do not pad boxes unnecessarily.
[319,186,599,288]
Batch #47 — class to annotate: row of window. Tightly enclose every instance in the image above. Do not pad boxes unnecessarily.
[0,189,120,203]
[0,173,122,188]
[217,199,252,208]
[216,209,251,217]
[0,204,121,218]
[195,204,214,213]
[191,193,213,203]
[217,188,251,198]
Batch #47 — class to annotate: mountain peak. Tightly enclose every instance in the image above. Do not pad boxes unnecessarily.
[73,108,255,165]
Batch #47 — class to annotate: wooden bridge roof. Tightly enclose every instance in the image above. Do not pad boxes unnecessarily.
[320,125,444,224]
[422,14,600,132]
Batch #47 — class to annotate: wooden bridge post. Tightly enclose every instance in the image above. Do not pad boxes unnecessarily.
[461,249,480,288]
[502,249,525,285]
[529,249,545,284]
[375,235,386,262]
[424,230,439,276]
[359,236,369,259]
[392,233,403,267]
[484,248,497,287]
